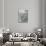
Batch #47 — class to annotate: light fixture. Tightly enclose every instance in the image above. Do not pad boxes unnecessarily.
[6,28,10,32]
[38,28,41,31]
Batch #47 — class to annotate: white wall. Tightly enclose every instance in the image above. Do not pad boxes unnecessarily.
[0,0,3,27]
[0,0,3,33]
[4,0,42,32]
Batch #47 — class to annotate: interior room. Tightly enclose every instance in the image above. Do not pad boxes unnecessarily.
[0,0,46,46]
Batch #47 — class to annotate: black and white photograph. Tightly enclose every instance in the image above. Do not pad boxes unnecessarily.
[0,0,46,46]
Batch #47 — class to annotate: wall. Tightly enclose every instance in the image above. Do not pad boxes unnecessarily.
[42,0,46,37]
[0,0,3,28]
[0,0,3,33]
[4,0,42,32]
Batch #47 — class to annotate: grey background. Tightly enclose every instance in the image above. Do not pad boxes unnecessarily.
[0,0,46,33]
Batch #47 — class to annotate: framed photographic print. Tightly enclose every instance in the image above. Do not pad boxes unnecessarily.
[18,9,28,23]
